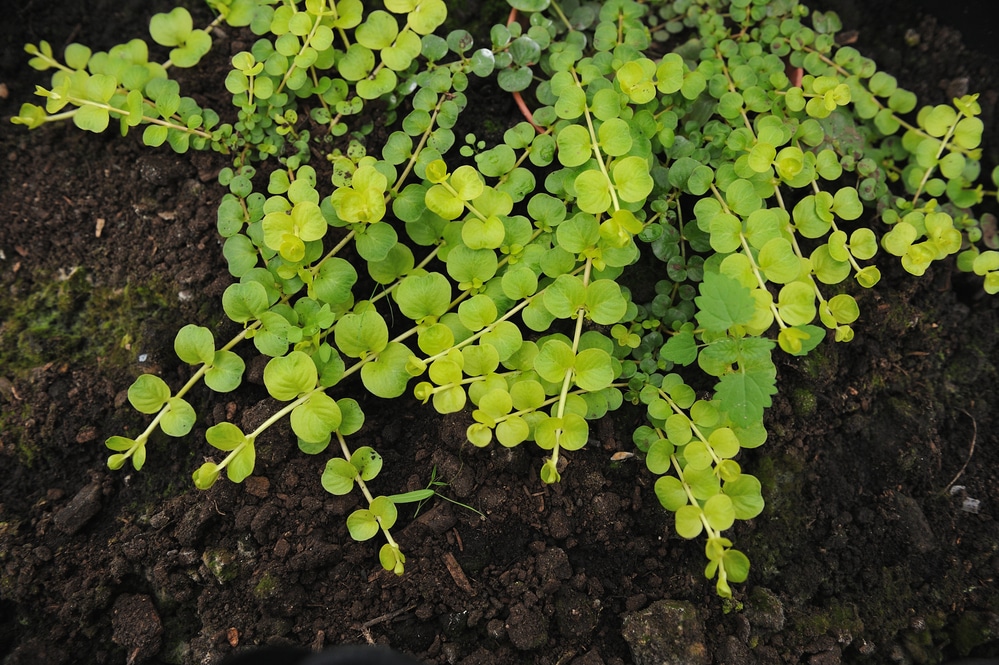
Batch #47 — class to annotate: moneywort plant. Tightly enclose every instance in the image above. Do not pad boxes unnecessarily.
[13,0,999,596]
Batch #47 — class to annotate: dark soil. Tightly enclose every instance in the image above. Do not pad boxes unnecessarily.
[2,1,999,665]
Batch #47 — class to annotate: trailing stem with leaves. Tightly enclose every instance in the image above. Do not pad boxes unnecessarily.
[13,0,999,597]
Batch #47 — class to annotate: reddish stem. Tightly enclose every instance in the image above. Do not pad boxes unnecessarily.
[506,8,543,133]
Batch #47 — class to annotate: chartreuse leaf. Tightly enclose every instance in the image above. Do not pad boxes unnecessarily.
[346,509,380,541]
[175,325,216,364]
[161,397,196,436]
[206,422,247,451]
[535,413,588,451]
[322,458,357,495]
[334,307,389,358]
[222,281,269,323]
[395,272,451,322]
[724,474,765,519]
[361,342,414,398]
[149,7,211,67]
[263,351,318,401]
[675,504,704,539]
[347,496,398,541]
[227,441,256,483]
[574,348,614,391]
[535,339,574,383]
[613,156,654,203]
[575,170,612,214]
[291,391,342,443]
[350,446,383,480]
[128,374,171,414]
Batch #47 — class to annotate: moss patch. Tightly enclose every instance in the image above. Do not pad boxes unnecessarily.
[0,268,177,378]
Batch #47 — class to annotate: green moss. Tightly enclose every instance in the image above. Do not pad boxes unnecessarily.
[202,548,238,584]
[952,611,999,657]
[789,387,817,417]
[0,403,35,465]
[793,600,864,642]
[747,452,808,580]
[0,269,182,467]
[0,268,176,377]
[254,572,279,599]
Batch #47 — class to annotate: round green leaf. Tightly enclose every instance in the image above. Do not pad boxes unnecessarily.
[646,439,674,475]
[322,458,357,495]
[206,422,247,451]
[703,494,736,531]
[222,281,268,323]
[709,213,743,254]
[675,504,704,539]
[573,347,614,391]
[291,391,342,443]
[408,0,446,34]
[334,308,389,358]
[724,474,765,519]
[496,416,530,447]
[227,442,256,483]
[534,339,574,383]
[360,342,413,398]
[501,266,539,299]
[370,495,398,529]
[175,324,215,365]
[613,156,654,204]
[396,272,452,322]
[263,350,318,401]
[655,475,688,511]
[161,397,196,436]
[350,446,383,481]
[758,238,801,283]
[725,179,762,217]
[356,10,398,50]
[559,413,589,451]
[335,398,365,436]
[544,274,586,319]
[150,7,193,47]
[586,279,628,325]
[458,294,498,331]
[575,170,612,213]
[128,374,171,414]
[777,281,816,326]
[346,509,379,541]
[556,124,592,168]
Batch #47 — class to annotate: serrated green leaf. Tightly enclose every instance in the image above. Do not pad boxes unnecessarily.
[695,272,756,333]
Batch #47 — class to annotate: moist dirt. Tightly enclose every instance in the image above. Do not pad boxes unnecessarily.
[1,1,998,664]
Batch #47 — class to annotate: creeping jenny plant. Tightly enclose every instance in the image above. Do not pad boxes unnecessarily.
[13,0,999,596]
